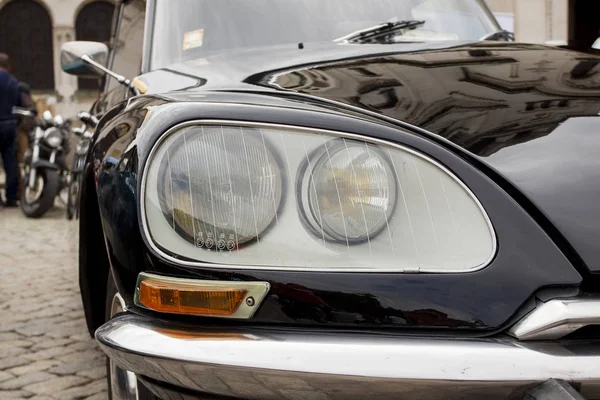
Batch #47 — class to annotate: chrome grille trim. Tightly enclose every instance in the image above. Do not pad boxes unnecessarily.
[509,297,600,341]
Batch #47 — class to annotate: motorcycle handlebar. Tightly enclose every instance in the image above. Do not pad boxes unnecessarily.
[12,107,37,118]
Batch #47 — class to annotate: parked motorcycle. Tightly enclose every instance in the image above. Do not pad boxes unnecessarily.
[66,111,97,220]
[12,107,72,218]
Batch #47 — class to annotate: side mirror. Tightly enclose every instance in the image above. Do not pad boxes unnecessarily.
[42,110,53,122]
[61,41,109,77]
[54,115,65,126]
[60,40,139,95]
[77,111,99,128]
[72,126,85,137]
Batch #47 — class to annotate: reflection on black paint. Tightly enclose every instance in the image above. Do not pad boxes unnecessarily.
[275,283,407,326]
[255,43,600,158]
[95,106,149,301]
[272,283,480,328]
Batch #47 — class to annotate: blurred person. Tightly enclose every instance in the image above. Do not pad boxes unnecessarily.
[0,53,22,207]
[15,81,35,201]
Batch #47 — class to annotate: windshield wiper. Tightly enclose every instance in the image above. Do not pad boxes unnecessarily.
[481,30,515,42]
[335,20,426,44]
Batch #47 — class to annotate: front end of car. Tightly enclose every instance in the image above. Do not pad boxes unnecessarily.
[93,95,600,400]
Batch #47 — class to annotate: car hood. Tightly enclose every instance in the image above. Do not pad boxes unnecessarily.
[159,42,600,273]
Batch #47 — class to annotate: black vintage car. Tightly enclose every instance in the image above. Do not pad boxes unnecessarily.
[61,0,600,399]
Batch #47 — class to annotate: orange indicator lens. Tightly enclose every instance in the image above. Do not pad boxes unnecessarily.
[138,280,247,316]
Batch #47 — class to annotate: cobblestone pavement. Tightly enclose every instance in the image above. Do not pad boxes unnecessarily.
[0,206,108,399]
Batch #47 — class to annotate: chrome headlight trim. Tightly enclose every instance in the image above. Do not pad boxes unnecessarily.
[140,120,497,273]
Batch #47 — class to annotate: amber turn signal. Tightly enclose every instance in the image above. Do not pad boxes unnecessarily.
[138,280,247,316]
[134,273,270,319]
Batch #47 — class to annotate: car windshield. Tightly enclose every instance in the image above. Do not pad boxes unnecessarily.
[151,0,500,69]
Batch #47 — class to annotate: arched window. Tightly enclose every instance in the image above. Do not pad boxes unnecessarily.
[76,1,115,90]
[0,0,54,90]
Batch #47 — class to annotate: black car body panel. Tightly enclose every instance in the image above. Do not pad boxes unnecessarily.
[82,37,600,335]
[90,89,583,333]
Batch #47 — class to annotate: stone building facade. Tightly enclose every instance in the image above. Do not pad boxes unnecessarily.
[0,0,115,117]
[488,0,600,51]
[487,0,569,45]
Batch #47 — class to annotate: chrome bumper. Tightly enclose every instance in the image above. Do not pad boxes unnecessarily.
[96,313,600,399]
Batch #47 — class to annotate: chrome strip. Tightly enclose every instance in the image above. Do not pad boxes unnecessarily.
[97,314,600,399]
[134,273,270,319]
[139,119,497,273]
[111,292,127,317]
[509,297,600,341]
[109,293,139,400]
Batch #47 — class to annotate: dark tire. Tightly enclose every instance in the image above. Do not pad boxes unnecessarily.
[105,273,157,400]
[20,169,58,218]
[66,175,79,220]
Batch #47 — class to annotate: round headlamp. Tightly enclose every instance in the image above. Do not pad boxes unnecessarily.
[307,140,397,243]
[75,139,90,155]
[156,125,282,249]
[43,128,62,148]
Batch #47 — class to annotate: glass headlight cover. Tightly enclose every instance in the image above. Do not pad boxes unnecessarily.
[143,123,495,273]
[306,140,397,243]
[155,125,282,249]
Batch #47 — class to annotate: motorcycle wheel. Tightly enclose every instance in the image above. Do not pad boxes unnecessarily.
[20,169,59,218]
[66,175,78,220]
